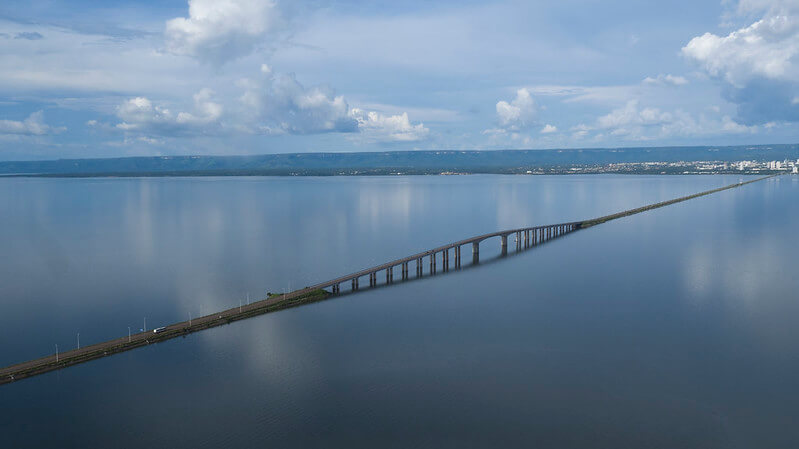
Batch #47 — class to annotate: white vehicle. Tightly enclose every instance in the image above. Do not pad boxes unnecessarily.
[153,327,167,334]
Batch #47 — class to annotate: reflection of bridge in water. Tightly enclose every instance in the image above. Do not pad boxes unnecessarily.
[319,222,580,294]
[310,174,776,295]
[0,175,777,385]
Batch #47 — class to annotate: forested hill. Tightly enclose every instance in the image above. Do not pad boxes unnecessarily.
[1,144,798,176]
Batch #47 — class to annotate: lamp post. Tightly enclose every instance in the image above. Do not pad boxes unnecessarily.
[55,344,59,363]
[77,333,80,350]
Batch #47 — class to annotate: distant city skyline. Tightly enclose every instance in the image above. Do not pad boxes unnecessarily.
[1,0,798,160]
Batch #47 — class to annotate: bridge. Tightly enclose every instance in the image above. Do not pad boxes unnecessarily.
[0,174,776,385]
[311,221,579,293]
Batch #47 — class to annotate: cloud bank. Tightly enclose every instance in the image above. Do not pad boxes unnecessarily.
[683,1,799,124]
[114,89,223,136]
[0,111,64,136]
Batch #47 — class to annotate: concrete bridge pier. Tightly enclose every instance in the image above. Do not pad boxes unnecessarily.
[455,245,461,268]
[515,231,522,251]
[352,277,359,290]
[430,252,436,274]
[416,258,422,277]
[500,234,508,249]
[369,272,376,287]
[332,283,340,293]
[402,262,408,280]
[386,267,393,283]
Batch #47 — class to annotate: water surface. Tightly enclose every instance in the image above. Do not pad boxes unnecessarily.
[1,174,797,448]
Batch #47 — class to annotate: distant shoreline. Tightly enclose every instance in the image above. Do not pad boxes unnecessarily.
[0,168,787,178]
[1,145,797,178]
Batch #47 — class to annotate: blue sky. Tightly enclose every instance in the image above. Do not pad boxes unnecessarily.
[0,0,797,160]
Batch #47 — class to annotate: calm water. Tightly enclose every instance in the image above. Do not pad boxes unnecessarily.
[1,174,798,448]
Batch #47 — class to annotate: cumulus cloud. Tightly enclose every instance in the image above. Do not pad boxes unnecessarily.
[540,124,557,133]
[642,74,689,86]
[682,1,799,124]
[572,100,756,141]
[0,111,64,136]
[105,65,427,142]
[240,72,357,134]
[114,88,223,136]
[165,0,283,65]
[350,109,429,142]
[239,70,429,141]
[495,88,537,130]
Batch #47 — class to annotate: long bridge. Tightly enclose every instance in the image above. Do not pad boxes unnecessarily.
[0,175,776,385]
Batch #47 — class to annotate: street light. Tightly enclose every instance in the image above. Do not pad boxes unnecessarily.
[55,344,59,363]
[77,333,80,350]
[128,326,131,343]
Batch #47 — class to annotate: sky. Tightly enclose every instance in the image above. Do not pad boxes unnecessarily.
[0,0,798,160]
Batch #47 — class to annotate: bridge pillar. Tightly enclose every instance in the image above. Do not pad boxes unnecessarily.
[352,278,359,290]
[430,253,436,274]
[500,235,507,249]
[332,284,339,293]
[516,231,522,251]
[402,262,408,280]
[417,258,422,276]
[455,246,461,268]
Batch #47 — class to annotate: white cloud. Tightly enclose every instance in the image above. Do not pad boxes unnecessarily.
[642,74,689,86]
[595,100,674,129]
[237,69,429,141]
[572,100,757,141]
[239,72,357,134]
[682,2,799,123]
[115,88,222,136]
[165,0,284,65]
[540,124,557,133]
[350,109,429,142]
[495,88,537,130]
[682,16,799,87]
[0,111,64,135]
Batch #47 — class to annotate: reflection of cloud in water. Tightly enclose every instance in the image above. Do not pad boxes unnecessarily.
[356,178,412,230]
[681,221,798,352]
